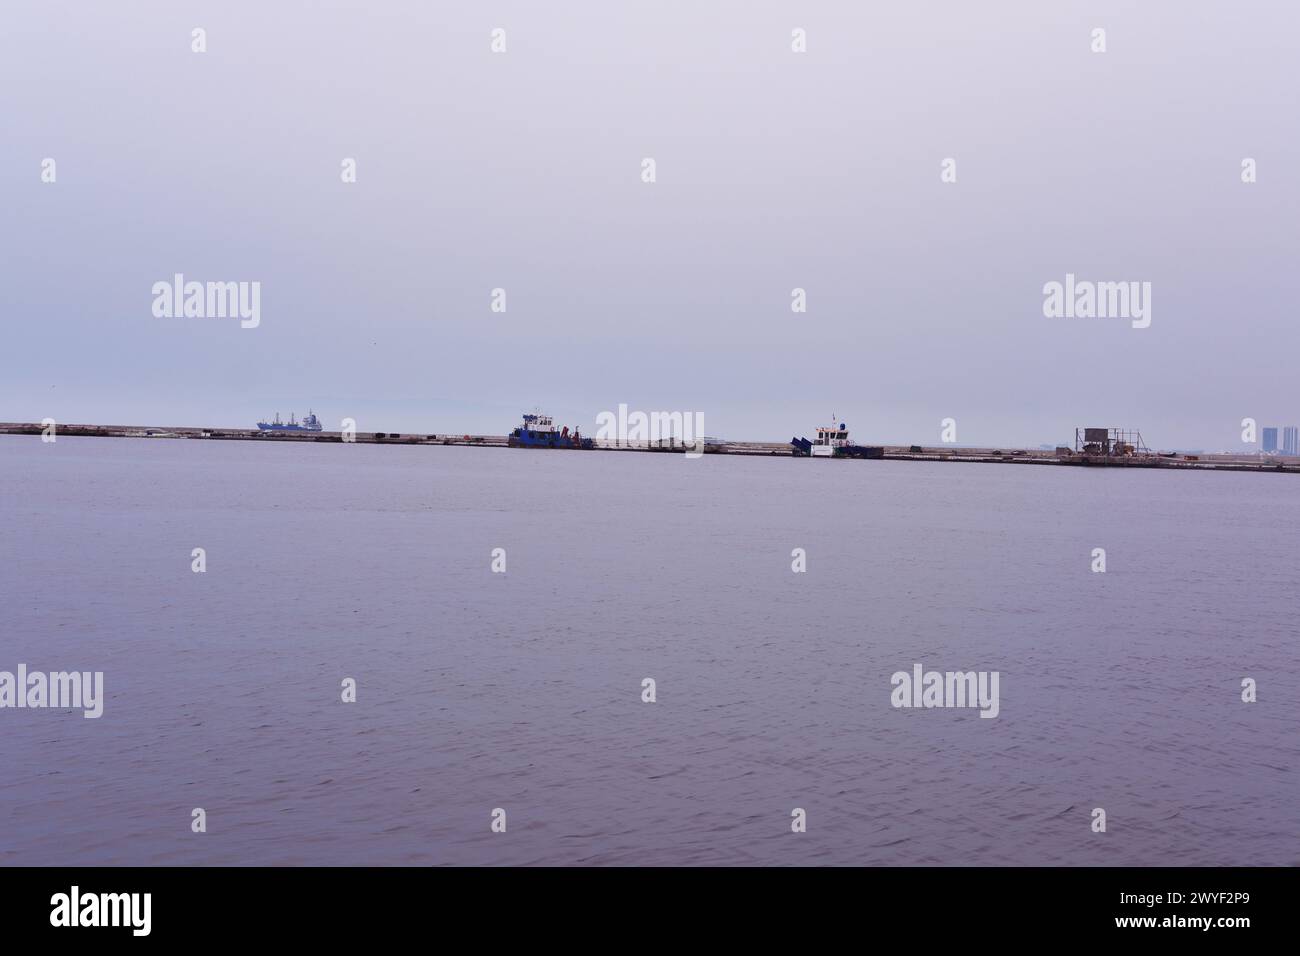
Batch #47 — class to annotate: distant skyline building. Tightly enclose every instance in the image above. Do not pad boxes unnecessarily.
[1284,426,1298,456]
[1262,427,1279,453]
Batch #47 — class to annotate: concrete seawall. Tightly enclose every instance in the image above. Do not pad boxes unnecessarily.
[2,422,1296,473]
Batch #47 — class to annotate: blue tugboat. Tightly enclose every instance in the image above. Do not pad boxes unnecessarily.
[508,412,593,449]
[257,410,323,432]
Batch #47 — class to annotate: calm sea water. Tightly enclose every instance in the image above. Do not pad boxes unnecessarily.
[1,436,1297,866]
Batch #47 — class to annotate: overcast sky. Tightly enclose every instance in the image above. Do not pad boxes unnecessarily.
[3,1,1298,448]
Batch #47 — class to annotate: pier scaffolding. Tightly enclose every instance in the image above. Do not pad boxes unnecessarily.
[1074,427,1150,457]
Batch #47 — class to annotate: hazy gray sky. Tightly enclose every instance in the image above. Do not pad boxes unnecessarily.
[3,1,1298,448]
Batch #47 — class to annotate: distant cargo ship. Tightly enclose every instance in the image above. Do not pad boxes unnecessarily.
[508,412,593,449]
[257,411,322,432]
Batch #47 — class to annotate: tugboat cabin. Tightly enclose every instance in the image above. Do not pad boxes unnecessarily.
[811,422,851,457]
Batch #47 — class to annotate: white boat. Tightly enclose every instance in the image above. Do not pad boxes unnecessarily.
[790,417,882,459]
[811,420,852,457]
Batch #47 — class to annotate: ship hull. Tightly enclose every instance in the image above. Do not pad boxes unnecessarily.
[506,434,595,450]
[508,432,592,449]
[835,445,884,459]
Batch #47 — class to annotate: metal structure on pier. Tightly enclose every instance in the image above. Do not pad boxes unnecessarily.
[1074,427,1150,457]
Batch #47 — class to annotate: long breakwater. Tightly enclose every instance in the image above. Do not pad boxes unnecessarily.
[3,421,1296,474]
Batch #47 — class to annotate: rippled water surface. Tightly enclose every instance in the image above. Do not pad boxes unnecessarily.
[2,436,1297,865]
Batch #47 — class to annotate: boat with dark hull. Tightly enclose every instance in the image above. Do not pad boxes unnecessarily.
[791,418,883,458]
[508,412,593,449]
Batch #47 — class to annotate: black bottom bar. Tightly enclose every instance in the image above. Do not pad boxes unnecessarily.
[0,866,1291,942]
